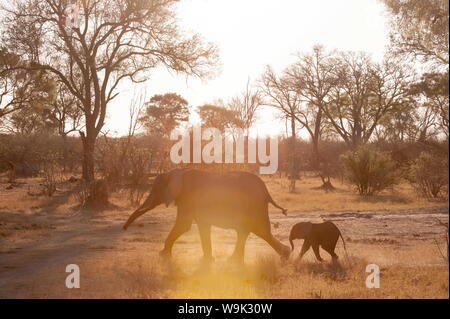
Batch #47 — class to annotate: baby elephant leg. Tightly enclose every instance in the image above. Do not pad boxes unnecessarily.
[312,243,323,262]
[322,244,339,260]
[298,239,311,260]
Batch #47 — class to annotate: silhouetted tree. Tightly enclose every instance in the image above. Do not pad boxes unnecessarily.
[322,52,413,148]
[1,0,218,204]
[140,92,190,172]
[260,66,301,192]
[287,45,336,189]
[228,78,262,133]
[140,93,189,136]
[198,104,244,131]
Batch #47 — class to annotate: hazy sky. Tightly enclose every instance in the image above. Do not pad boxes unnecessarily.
[106,0,390,137]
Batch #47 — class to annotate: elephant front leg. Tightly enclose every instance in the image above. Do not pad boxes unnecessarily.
[298,239,311,260]
[197,223,214,263]
[160,217,192,258]
[312,243,323,262]
[229,231,249,263]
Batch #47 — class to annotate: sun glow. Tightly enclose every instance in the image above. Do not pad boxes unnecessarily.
[106,0,389,137]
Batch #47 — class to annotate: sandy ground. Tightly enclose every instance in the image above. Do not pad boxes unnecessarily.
[0,181,448,298]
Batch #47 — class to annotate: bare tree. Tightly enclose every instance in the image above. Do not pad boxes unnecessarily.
[1,0,218,203]
[118,91,150,204]
[98,90,146,186]
[128,90,146,139]
[259,66,302,192]
[287,46,336,189]
[228,78,262,133]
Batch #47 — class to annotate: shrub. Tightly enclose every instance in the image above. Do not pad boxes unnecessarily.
[73,179,109,209]
[73,182,90,207]
[0,133,82,175]
[340,145,398,195]
[40,153,62,196]
[409,152,449,199]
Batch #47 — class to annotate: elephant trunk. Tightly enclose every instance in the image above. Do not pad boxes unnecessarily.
[123,194,158,230]
[123,208,144,230]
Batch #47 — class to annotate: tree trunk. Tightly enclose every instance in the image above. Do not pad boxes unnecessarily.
[311,133,335,191]
[62,134,68,173]
[81,133,95,183]
[79,131,109,209]
[288,116,297,193]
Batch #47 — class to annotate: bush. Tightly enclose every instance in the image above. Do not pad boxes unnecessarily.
[409,152,449,199]
[73,179,109,209]
[340,145,398,195]
[0,133,82,175]
[40,153,62,196]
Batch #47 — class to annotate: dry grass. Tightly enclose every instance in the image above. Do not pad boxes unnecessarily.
[264,175,445,212]
[0,175,448,299]
[0,175,443,215]
[116,240,448,299]
[22,244,445,299]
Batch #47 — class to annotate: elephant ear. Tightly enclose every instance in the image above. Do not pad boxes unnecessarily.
[163,169,186,207]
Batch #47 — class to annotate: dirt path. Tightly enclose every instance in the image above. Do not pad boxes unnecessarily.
[0,206,448,298]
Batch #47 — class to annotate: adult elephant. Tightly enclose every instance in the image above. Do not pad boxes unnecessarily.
[123,168,290,263]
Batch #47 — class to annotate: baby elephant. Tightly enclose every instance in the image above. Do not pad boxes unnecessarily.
[289,221,347,262]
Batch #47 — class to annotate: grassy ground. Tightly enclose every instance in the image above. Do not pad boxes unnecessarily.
[264,175,447,212]
[0,175,448,298]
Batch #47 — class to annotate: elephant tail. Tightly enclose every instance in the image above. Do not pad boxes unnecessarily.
[266,192,287,216]
[338,230,350,263]
[289,238,294,251]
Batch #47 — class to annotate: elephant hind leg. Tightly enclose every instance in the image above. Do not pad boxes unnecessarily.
[198,223,213,262]
[229,230,249,263]
[322,244,339,260]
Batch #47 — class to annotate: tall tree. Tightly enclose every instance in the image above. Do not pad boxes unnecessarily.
[287,46,336,188]
[228,78,262,133]
[322,52,412,148]
[374,99,430,143]
[259,66,302,192]
[198,104,244,131]
[140,93,189,136]
[140,92,189,172]
[1,0,218,189]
